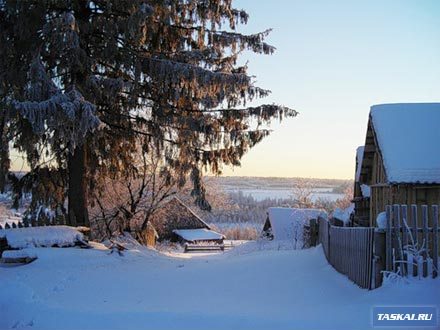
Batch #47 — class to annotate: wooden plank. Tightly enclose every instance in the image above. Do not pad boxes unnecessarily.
[374,230,386,288]
[432,205,438,279]
[385,205,392,271]
[366,229,371,289]
[411,204,418,277]
[352,230,356,284]
[362,230,367,288]
[327,220,331,262]
[359,230,364,288]
[367,229,372,289]
[401,205,408,276]
[422,205,428,278]
[394,204,404,275]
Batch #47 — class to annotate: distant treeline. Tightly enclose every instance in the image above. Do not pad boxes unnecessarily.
[206,176,352,190]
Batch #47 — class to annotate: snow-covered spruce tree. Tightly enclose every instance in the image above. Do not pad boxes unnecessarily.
[0,0,296,227]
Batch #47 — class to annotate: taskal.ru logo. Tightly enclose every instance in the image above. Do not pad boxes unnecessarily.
[373,306,437,327]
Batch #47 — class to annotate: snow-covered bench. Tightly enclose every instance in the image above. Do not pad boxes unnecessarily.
[172,228,226,253]
[184,242,225,252]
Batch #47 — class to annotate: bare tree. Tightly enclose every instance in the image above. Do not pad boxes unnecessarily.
[334,186,354,210]
[89,145,178,240]
[291,178,315,208]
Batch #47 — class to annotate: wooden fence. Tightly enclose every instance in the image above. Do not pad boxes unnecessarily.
[0,217,59,230]
[382,204,439,279]
[318,217,375,289]
[319,204,439,290]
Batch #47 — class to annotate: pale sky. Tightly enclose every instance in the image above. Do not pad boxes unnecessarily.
[9,1,440,179]
[221,0,440,179]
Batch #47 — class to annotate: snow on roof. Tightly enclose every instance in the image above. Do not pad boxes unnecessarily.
[332,204,354,224]
[0,226,84,249]
[360,184,370,198]
[355,146,365,182]
[267,207,327,240]
[370,103,440,184]
[172,228,224,242]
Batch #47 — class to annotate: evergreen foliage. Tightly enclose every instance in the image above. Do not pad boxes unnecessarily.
[0,0,296,227]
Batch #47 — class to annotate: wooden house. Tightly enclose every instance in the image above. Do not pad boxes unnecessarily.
[355,103,440,226]
[149,197,224,244]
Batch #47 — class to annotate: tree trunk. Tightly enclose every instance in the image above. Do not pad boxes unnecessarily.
[67,144,89,227]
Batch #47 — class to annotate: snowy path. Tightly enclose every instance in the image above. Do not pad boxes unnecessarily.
[0,244,439,330]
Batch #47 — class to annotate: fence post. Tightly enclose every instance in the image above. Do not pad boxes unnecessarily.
[422,205,428,278]
[432,205,438,279]
[374,229,386,288]
[327,220,331,261]
[411,205,418,277]
[393,204,403,274]
[401,204,408,276]
[309,218,317,247]
[385,205,392,272]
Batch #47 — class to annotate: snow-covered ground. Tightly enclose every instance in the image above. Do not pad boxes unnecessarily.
[1,242,439,330]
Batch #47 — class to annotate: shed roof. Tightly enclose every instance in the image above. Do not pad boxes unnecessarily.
[149,197,210,240]
[267,207,326,241]
[370,103,440,184]
[173,228,224,242]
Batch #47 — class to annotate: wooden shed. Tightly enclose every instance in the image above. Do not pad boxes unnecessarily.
[355,103,440,226]
[149,197,223,243]
[262,207,326,246]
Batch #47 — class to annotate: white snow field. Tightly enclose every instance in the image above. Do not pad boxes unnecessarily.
[1,242,439,330]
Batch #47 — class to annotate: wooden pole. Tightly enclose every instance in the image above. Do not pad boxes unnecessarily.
[393,204,403,274]
[422,205,428,278]
[386,205,392,272]
[411,204,418,277]
[374,230,386,288]
[327,220,331,261]
[432,205,438,279]
[401,204,408,276]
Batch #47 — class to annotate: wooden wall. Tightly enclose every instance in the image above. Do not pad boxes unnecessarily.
[370,185,440,226]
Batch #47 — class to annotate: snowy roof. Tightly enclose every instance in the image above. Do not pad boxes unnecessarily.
[332,204,354,224]
[0,226,84,249]
[172,228,224,242]
[370,103,440,184]
[355,146,364,182]
[267,208,327,241]
[360,184,370,198]
[150,197,211,240]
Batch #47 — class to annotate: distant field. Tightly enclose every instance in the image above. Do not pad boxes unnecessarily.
[205,176,351,202]
[222,188,343,202]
